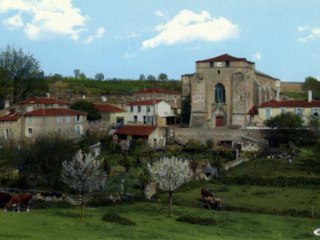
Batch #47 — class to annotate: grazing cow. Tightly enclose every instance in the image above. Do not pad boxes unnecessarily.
[5,193,32,212]
[201,188,213,201]
[0,192,11,209]
[203,196,223,210]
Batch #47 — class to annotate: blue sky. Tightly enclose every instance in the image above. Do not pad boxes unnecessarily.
[0,0,319,82]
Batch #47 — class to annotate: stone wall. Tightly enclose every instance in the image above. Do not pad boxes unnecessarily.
[172,127,266,145]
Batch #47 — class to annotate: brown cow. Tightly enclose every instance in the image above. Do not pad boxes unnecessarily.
[0,192,11,210]
[5,193,32,212]
[201,188,213,201]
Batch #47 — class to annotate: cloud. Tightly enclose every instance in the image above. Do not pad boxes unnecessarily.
[142,9,240,50]
[2,13,24,29]
[0,0,103,42]
[253,52,262,60]
[115,32,140,39]
[154,10,164,17]
[83,26,105,44]
[298,25,320,42]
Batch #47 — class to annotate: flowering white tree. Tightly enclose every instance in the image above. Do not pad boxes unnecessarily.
[62,150,106,219]
[148,156,193,216]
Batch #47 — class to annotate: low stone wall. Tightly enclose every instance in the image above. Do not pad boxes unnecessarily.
[172,127,266,145]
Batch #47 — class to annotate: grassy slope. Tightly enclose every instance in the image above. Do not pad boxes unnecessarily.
[0,203,318,240]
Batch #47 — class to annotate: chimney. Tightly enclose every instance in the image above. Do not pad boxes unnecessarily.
[101,96,107,102]
[4,100,10,108]
[308,90,312,102]
[276,89,280,101]
[9,108,16,115]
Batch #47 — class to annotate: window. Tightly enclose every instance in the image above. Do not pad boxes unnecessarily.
[280,108,287,114]
[130,106,134,112]
[56,116,62,123]
[138,106,141,112]
[295,108,303,117]
[265,108,272,119]
[215,83,226,103]
[134,115,138,122]
[218,70,220,75]
[4,129,9,139]
[225,61,230,67]
[209,62,214,68]
[143,116,146,124]
[66,115,71,123]
[75,115,81,122]
[27,116,32,124]
[28,128,33,137]
[75,125,81,135]
[312,108,319,117]
[147,106,151,113]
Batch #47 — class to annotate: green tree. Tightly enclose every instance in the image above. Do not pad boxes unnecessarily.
[74,69,80,79]
[0,68,10,109]
[0,46,42,103]
[264,112,304,146]
[139,74,145,81]
[95,73,104,81]
[158,73,168,81]
[147,75,156,81]
[303,76,320,99]
[70,100,101,121]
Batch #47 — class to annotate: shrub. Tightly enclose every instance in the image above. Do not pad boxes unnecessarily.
[176,216,222,226]
[101,213,136,225]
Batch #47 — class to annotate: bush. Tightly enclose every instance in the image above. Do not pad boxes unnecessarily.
[101,213,136,225]
[176,216,222,226]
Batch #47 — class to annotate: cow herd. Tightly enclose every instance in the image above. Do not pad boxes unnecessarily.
[0,192,32,212]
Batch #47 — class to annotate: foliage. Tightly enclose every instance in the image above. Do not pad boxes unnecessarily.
[147,75,156,81]
[138,74,145,81]
[101,213,136,225]
[118,152,131,172]
[0,46,44,103]
[70,100,101,121]
[158,73,168,81]
[73,69,80,79]
[176,216,221,226]
[94,72,104,81]
[303,76,320,99]
[61,150,106,219]
[148,156,193,216]
[264,112,304,146]
[100,135,121,154]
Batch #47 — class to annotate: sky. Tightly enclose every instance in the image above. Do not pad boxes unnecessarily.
[0,0,320,82]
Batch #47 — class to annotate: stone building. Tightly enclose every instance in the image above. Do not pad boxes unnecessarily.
[182,54,280,128]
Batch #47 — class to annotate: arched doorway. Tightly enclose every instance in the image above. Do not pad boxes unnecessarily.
[215,116,224,127]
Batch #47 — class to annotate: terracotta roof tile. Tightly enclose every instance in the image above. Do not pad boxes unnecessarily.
[134,88,179,95]
[24,108,87,116]
[95,104,125,113]
[127,100,162,106]
[0,113,20,121]
[196,53,254,64]
[18,97,71,105]
[114,125,156,136]
[259,100,320,108]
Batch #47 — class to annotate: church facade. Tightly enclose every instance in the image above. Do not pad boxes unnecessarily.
[181,54,280,128]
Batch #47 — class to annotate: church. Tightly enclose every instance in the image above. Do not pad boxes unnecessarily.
[181,54,281,128]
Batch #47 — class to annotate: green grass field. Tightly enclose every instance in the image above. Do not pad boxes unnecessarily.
[0,203,318,240]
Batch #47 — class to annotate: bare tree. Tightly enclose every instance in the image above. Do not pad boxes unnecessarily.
[148,156,193,217]
[62,150,106,219]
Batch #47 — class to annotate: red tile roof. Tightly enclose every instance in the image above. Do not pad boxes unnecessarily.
[114,125,156,136]
[18,97,71,105]
[134,88,179,95]
[24,108,87,116]
[0,113,20,121]
[127,100,162,106]
[196,54,254,64]
[259,100,320,108]
[95,104,125,113]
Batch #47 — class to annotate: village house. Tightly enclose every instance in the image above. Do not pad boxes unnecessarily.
[113,125,166,149]
[0,97,87,140]
[95,103,127,128]
[126,100,176,127]
[256,91,320,126]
